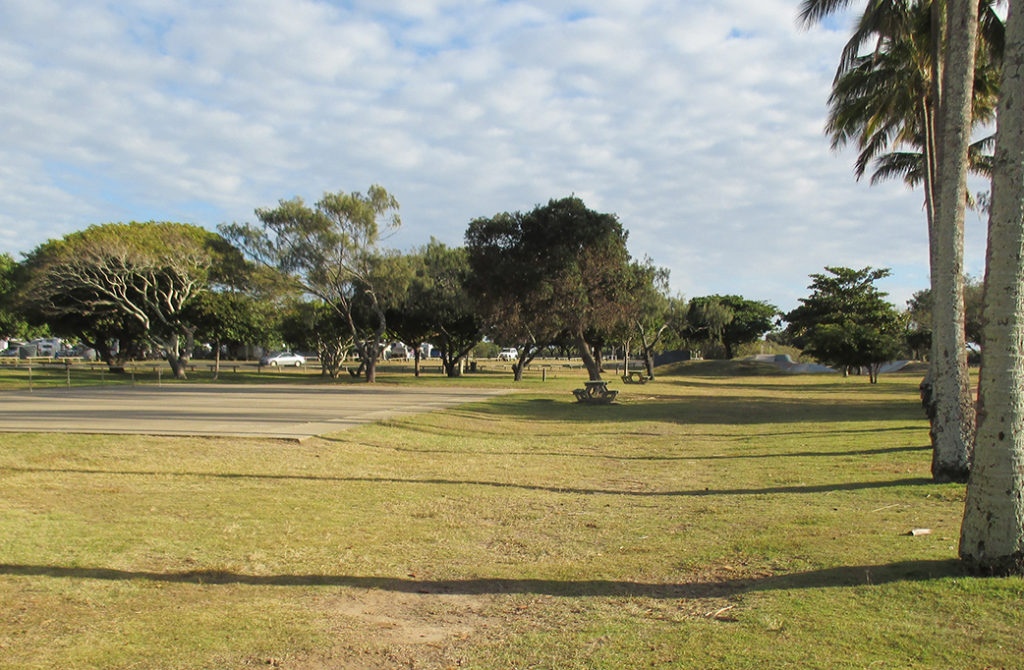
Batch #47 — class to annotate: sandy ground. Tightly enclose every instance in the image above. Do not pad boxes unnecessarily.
[0,384,510,440]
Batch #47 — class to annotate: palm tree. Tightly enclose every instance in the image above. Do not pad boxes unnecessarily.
[960,0,1024,575]
[801,0,1002,481]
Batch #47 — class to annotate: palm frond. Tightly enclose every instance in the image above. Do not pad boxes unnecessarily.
[798,0,857,28]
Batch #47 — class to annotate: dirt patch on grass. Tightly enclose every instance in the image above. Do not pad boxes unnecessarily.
[295,589,494,669]
[326,589,487,645]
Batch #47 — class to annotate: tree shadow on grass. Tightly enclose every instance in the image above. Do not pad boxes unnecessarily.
[665,378,920,396]
[1,466,932,497]
[467,393,923,427]
[320,432,929,462]
[0,559,965,599]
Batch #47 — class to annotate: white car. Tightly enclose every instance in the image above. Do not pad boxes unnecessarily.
[497,348,518,361]
[261,352,305,367]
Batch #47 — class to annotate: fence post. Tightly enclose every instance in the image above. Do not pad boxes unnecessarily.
[66,359,71,391]
[28,363,33,393]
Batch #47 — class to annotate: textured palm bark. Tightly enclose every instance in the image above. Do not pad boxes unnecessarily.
[930,0,979,482]
[960,0,1024,574]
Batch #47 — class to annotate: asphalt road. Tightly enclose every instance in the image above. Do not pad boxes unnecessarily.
[0,384,511,441]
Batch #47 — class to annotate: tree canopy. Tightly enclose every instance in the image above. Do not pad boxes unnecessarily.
[222,186,400,382]
[785,267,905,382]
[19,221,232,376]
[466,196,634,381]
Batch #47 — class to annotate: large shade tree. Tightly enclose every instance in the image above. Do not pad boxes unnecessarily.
[466,196,634,382]
[960,0,1024,575]
[785,267,906,383]
[685,294,778,360]
[19,222,230,378]
[0,253,35,342]
[466,212,567,381]
[801,0,1003,480]
[418,241,484,378]
[222,186,400,383]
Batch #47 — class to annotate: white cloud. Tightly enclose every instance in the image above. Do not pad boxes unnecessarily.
[0,0,961,310]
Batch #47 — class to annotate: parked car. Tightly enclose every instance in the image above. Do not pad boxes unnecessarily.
[260,352,305,367]
[497,347,518,361]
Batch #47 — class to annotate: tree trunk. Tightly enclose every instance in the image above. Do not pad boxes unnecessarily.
[164,335,188,380]
[414,350,422,377]
[213,339,221,381]
[960,0,1024,575]
[574,329,602,381]
[930,0,980,482]
[644,351,655,379]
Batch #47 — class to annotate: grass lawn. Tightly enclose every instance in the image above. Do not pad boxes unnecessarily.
[0,362,1021,669]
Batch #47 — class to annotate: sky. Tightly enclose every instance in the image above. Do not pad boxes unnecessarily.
[0,0,992,312]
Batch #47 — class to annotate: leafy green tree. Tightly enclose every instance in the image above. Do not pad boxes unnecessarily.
[681,296,734,357]
[0,253,34,341]
[187,291,278,378]
[785,267,906,383]
[278,300,352,378]
[380,252,435,377]
[628,259,680,379]
[466,211,566,381]
[466,196,634,381]
[706,295,779,359]
[418,242,483,378]
[222,186,400,383]
[19,222,230,377]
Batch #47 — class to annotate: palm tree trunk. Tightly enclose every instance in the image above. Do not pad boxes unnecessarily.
[930,0,979,482]
[960,0,1024,573]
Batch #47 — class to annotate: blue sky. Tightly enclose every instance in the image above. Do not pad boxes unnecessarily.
[0,0,991,311]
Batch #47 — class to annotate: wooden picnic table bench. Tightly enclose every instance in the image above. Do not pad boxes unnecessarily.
[573,380,618,404]
[621,370,651,384]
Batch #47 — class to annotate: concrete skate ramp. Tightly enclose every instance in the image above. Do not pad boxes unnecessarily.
[0,384,510,441]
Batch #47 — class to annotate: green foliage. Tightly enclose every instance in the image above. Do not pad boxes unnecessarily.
[906,275,984,352]
[824,0,1001,188]
[473,341,500,358]
[626,259,682,377]
[221,186,400,382]
[785,266,905,382]
[187,291,278,353]
[716,295,779,359]
[466,196,634,380]
[279,301,351,378]
[0,253,35,340]
[417,241,483,376]
[681,296,734,357]
[19,222,229,374]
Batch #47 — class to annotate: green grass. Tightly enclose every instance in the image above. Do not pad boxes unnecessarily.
[1,365,1021,669]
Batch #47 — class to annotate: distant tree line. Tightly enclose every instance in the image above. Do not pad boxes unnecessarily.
[1,191,930,384]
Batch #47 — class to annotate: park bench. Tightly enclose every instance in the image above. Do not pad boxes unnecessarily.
[620,370,650,384]
[573,380,618,404]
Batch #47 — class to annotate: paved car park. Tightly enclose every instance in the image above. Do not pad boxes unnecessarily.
[0,384,510,441]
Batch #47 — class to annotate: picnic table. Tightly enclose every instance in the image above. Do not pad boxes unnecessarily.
[573,380,618,404]
[621,370,650,384]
